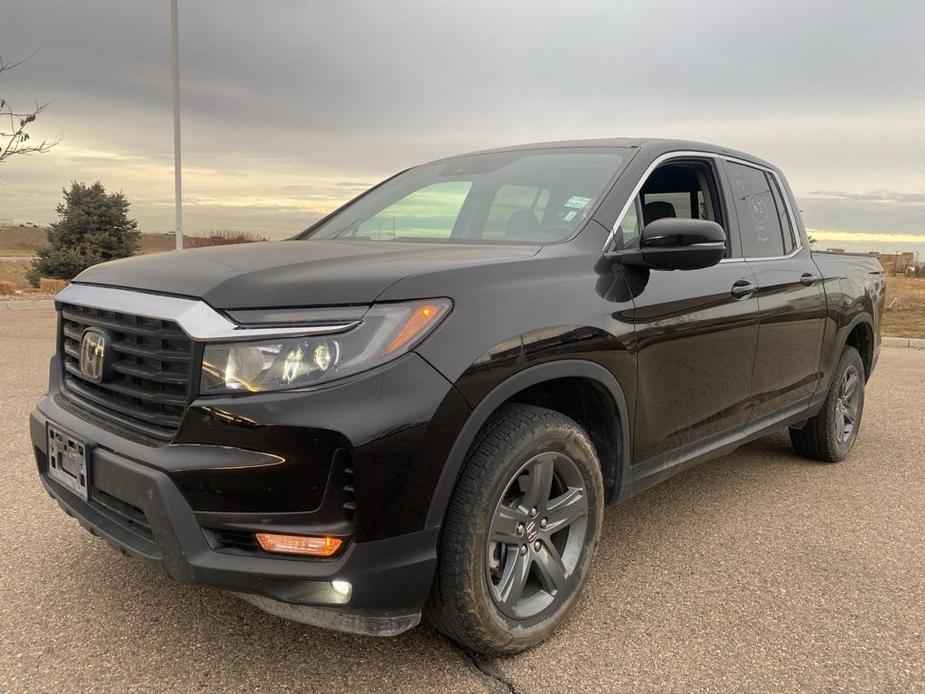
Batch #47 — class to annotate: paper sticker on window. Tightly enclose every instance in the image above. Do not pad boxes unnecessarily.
[565,195,592,210]
[563,210,578,222]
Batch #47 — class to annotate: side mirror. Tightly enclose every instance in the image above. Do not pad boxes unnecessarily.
[630,218,726,270]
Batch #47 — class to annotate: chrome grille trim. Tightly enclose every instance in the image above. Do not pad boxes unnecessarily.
[55,284,361,342]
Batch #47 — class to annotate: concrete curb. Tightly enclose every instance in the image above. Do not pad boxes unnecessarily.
[0,299,54,310]
[882,336,925,349]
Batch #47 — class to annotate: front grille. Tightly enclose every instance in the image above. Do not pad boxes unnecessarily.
[59,303,194,443]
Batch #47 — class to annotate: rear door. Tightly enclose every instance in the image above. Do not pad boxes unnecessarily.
[622,156,760,464]
[722,159,827,421]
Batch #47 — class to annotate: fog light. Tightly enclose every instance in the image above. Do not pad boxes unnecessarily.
[255,533,343,557]
[331,580,352,598]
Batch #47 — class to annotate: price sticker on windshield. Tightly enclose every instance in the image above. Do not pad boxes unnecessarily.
[565,195,592,209]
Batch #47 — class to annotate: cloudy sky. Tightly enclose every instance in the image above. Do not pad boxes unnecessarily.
[2,0,923,253]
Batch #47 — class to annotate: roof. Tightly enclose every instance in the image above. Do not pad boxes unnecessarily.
[430,137,779,172]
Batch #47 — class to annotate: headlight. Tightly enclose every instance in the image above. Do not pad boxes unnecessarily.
[200,298,452,394]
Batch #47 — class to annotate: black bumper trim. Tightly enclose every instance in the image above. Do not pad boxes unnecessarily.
[32,407,440,617]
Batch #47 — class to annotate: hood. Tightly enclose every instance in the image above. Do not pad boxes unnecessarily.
[74,239,541,308]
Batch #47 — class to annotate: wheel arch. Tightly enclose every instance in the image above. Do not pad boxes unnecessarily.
[841,316,875,380]
[425,360,630,528]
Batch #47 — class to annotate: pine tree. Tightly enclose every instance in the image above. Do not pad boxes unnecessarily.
[27,181,140,285]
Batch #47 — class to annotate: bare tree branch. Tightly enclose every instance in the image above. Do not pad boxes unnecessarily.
[0,50,39,73]
[0,52,59,164]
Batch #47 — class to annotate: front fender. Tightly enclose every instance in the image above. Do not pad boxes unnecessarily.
[423,359,631,528]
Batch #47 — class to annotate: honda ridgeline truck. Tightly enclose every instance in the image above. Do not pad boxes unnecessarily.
[31,139,884,654]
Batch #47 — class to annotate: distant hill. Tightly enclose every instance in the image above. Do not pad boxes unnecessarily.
[0,225,266,290]
[0,225,46,256]
[0,225,240,256]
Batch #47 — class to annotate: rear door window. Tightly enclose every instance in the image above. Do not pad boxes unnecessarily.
[768,176,797,254]
[724,161,786,258]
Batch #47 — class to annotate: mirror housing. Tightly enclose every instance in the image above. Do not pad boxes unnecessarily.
[617,218,726,270]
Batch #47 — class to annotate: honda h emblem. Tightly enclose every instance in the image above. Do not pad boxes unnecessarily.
[79,328,109,383]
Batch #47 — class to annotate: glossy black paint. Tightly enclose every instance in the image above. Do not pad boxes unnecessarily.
[30,417,439,614]
[170,352,469,541]
[635,217,727,270]
[32,138,884,619]
[624,261,760,462]
[747,255,827,420]
[75,238,541,308]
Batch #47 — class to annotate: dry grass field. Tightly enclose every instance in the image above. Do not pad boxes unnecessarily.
[0,225,48,256]
[0,225,170,259]
[0,226,264,290]
[0,259,31,285]
[883,275,925,339]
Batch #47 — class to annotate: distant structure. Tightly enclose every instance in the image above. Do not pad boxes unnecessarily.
[871,251,917,275]
[825,248,846,254]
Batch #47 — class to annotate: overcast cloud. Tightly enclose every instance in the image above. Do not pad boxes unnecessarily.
[1,0,923,253]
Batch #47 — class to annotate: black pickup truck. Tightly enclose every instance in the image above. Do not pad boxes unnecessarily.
[31,139,884,655]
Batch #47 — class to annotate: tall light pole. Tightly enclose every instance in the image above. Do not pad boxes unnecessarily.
[170,0,183,249]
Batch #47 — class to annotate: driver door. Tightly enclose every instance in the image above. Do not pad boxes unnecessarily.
[622,157,760,465]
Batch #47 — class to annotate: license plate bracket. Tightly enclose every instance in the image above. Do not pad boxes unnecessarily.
[47,423,91,501]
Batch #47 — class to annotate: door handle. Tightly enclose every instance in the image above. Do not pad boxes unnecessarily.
[800,272,818,287]
[731,279,756,300]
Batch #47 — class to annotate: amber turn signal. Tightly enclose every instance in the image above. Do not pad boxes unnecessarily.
[382,301,449,356]
[255,532,343,557]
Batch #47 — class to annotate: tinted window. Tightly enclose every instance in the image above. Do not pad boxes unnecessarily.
[639,162,723,225]
[768,176,796,253]
[303,149,628,244]
[724,161,786,258]
[642,191,692,219]
[617,160,726,254]
[640,190,710,222]
[616,199,640,249]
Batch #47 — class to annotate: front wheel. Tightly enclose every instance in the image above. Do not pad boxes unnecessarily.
[790,345,865,462]
[427,403,604,655]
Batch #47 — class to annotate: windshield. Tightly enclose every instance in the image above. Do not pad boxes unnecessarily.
[300,148,629,245]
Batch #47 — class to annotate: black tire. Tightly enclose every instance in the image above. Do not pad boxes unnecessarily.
[790,346,865,462]
[427,403,604,655]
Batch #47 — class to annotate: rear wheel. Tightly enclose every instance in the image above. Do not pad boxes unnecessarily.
[790,345,865,462]
[427,403,604,655]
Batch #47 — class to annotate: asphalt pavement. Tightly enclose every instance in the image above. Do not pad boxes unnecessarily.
[1,308,922,693]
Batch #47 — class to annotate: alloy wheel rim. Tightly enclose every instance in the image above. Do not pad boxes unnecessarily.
[835,364,861,444]
[485,451,588,620]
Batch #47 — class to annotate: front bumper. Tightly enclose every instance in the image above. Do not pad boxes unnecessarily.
[30,351,466,635]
